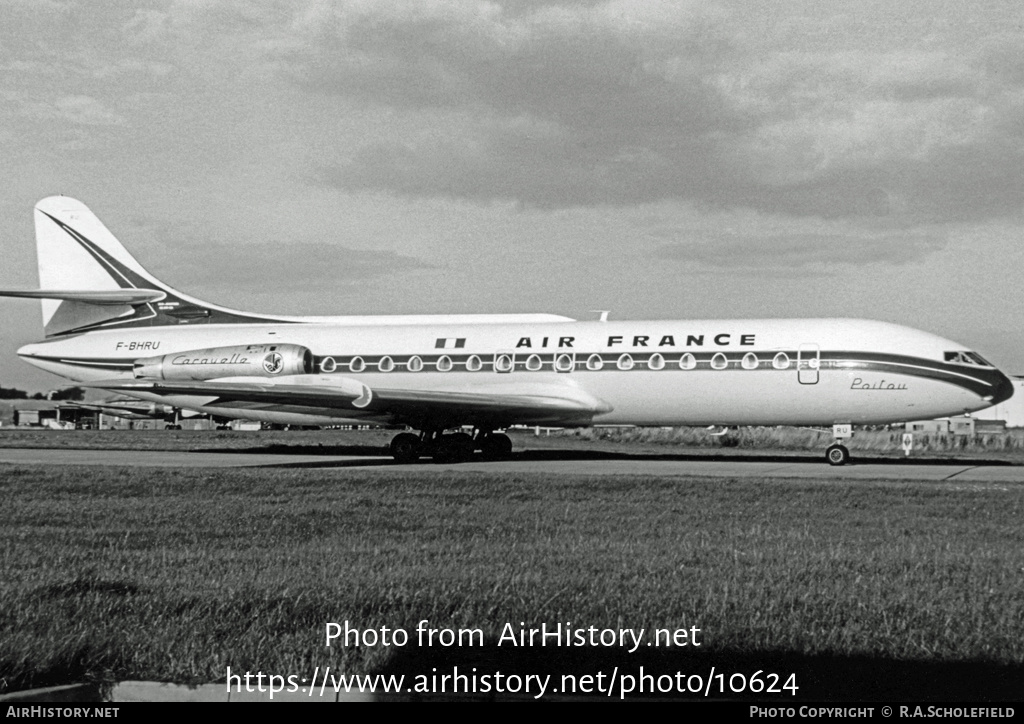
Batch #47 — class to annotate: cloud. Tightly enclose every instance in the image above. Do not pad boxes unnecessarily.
[122,9,171,45]
[13,95,127,126]
[90,59,175,79]
[283,1,1024,222]
[655,231,948,270]
[5,1,1020,225]
[317,119,714,207]
[53,95,127,126]
[151,241,432,293]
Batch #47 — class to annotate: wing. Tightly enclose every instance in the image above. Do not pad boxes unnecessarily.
[363,383,612,428]
[83,375,613,429]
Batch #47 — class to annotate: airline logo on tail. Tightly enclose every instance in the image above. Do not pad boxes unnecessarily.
[15,197,286,337]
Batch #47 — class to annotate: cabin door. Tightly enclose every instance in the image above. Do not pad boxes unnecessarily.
[797,343,820,385]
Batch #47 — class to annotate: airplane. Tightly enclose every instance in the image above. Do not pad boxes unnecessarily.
[61,397,193,427]
[0,196,1014,465]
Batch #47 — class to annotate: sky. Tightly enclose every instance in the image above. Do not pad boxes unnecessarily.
[1,0,1023,392]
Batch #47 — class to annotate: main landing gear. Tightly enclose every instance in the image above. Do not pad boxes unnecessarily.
[389,429,513,464]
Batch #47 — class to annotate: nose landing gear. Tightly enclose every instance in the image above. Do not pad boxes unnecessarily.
[826,443,850,466]
[826,424,853,466]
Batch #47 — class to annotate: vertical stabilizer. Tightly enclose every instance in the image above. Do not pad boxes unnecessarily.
[34,196,163,334]
[14,196,279,336]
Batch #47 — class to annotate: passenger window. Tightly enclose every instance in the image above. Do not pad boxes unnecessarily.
[349,356,365,373]
[378,356,394,373]
[617,354,634,371]
[495,354,513,373]
[436,355,453,372]
[648,353,665,370]
[711,353,728,370]
[526,354,543,371]
[741,353,758,370]
[554,353,574,372]
[407,356,423,372]
[586,354,604,371]
[320,356,337,373]
[772,352,790,370]
[466,355,483,372]
[679,353,697,370]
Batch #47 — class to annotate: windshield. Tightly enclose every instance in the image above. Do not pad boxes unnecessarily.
[944,351,994,367]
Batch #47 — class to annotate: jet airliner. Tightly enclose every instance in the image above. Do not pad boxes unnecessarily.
[0,196,1014,464]
[62,397,201,428]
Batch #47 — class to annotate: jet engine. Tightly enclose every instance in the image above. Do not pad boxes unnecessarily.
[133,344,314,381]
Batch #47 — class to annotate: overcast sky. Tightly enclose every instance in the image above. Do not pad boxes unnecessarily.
[1,0,1023,392]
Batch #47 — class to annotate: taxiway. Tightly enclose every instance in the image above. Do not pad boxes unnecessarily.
[1,447,1021,482]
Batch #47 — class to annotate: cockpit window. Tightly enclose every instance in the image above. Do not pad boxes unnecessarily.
[944,351,993,367]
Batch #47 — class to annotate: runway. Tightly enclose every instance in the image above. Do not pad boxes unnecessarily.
[1,447,1022,482]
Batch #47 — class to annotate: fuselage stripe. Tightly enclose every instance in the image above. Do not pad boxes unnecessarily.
[22,349,1001,398]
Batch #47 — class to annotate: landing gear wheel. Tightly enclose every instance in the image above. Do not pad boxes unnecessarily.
[434,432,475,464]
[826,443,850,466]
[479,433,513,460]
[390,432,421,463]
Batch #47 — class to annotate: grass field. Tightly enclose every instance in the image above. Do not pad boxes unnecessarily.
[2,450,1022,700]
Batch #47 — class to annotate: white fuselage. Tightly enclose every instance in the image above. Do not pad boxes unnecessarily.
[18,316,1010,428]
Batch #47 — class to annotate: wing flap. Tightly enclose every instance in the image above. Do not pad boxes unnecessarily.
[370,386,607,413]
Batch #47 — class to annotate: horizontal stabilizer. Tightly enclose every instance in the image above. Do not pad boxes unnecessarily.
[0,289,166,306]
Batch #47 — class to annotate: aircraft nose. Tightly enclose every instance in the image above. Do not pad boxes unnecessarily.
[986,368,1015,406]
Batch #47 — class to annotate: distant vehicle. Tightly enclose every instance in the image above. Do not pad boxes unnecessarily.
[0,196,1014,464]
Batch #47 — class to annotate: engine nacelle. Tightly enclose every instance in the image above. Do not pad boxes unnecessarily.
[133,344,314,381]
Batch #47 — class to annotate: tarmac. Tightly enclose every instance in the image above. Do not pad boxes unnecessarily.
[0,447,1021,482]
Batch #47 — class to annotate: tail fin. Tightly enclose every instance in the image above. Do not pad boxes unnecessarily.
[35,196,157,295]
[1,196,278,337]
[33,196,169,336]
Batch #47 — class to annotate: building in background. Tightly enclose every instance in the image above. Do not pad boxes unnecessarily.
[10,400,93,429]
[905,375,1022,433]
[972,376,1024,427]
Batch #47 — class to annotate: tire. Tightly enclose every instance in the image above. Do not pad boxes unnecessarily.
[826,443,850,466]
[390,432,421,463]
[480,433,513,460]
[433,432,475,464]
